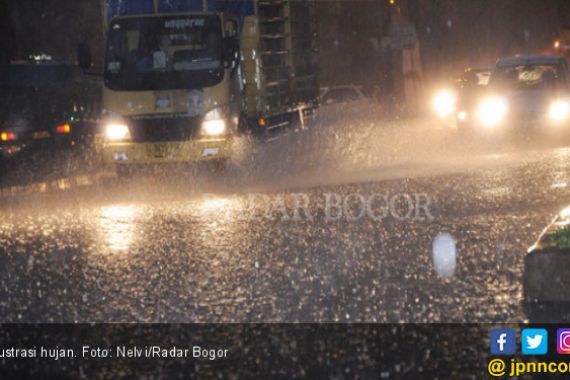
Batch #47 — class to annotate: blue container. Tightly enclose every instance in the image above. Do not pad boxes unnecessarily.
[159,0,203,12]
[107,0,254,27]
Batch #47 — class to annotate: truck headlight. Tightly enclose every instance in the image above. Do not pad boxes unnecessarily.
[549,100,570,124]
[105,123,131,141]
[476,97,508,128]
[433,90,456,118]
[201,107,227,136]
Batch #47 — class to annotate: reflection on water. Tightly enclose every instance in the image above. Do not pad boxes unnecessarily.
[551,148,570,189]
[192,195,250,252]
[98,205,141,253]
[92,196,248,255]
[198,196,243,218]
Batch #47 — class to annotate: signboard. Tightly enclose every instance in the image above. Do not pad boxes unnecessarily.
[383,22,417,51]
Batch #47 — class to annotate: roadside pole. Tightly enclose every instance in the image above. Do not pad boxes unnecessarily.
[383,0,423,116]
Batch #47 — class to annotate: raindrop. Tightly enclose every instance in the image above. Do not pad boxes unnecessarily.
[432,232,456,279]
[524,29,531,42]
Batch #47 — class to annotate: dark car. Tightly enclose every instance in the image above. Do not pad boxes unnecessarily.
[454,68,490,127]
[0,61,102,180]
[458,56,570,132]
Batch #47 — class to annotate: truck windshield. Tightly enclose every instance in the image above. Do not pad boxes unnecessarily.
[104,15,223,91]
[490,64,564,91]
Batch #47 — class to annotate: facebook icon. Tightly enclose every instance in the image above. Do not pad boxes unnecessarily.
[491,329,517,355]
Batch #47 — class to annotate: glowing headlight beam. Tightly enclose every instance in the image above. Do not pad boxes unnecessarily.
[201,107,228,136]
[105,123,131,141]
[549,100,570,124]
[433,90,456,118]
[476,97,508,128]
[202,119,226,136]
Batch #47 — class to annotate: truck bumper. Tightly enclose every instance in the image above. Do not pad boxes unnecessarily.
[103,138,231,165]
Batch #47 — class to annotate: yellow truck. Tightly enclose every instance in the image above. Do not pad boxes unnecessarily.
[81,0,319,176]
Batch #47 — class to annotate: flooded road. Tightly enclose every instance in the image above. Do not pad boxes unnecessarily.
[2,108,570,323]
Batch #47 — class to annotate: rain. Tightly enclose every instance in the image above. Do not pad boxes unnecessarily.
[2,1,570,376]
[2,0,570,324]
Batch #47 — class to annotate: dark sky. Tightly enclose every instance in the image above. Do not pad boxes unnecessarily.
[2,0,570,84]
[2,0,103,63]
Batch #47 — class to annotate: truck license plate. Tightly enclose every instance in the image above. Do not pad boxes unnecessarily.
[32,131,51,140]
[202,148,219,157]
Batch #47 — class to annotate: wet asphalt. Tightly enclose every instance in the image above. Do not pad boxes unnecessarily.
[2,106,570,323]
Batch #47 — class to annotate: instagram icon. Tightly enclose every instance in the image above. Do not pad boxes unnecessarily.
[557,329,570,354]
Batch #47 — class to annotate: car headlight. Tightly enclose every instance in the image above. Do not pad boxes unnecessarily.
[549,100,570,124]
[433,90,456,118]
[105,123,131,141]
[476,97,508,128]
[201,107,227,136]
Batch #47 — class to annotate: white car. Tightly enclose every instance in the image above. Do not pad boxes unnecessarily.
[320,85,370,106]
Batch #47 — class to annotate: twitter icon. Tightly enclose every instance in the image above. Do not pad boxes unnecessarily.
[522,329,548,355]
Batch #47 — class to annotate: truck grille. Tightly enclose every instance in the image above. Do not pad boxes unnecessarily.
[129,115,200,142]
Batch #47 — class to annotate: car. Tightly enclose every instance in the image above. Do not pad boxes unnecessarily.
[431,69,490,121]
[524,206,570,321]
[320,85,376,119]
[320,85,370,107]
[0,60,102,177]
[454,68,490,125]
[457,55,570,133]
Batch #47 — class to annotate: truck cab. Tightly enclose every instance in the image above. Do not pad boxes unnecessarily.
[102,8,241,170]
[99,0,319,175]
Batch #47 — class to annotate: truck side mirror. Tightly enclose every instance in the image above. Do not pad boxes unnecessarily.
[78,43,92,70]
[223,37,238,70]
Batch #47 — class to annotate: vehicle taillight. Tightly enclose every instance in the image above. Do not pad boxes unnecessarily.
[0,132,16,142]
[56,124,71,134]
